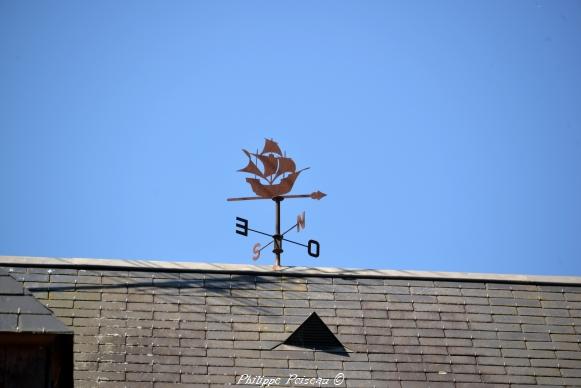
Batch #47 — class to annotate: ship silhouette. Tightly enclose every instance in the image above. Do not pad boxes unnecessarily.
[238,138,309,198]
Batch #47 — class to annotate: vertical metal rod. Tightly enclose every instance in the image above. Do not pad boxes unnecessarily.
[273,197,283,267]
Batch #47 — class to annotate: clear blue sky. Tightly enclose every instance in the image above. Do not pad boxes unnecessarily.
[1,1,580,275]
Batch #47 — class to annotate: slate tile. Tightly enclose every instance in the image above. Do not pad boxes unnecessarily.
[435,281,484,289]
[464,313,493,322]
[505,366,535,376]
[74,353,100,362]
[452,347,502,357]
[511,334,551,344]
[460,288,489,297]
[49,274,81,284]
[542,308,570,318]
[358,301,385,310]
[232,331,259,341]
[382,285,410,295]
[482,374,533,384]
[0,274,27,294]
[389,320,417,330]
[503,348,555,359]
[304,277,333,284]
[445,329,496,340]
[336,309,362,319]
[76,370,126,381]
[436,296,466,305]
[360,340,390,351]
[389,295,433,304]
[330,277,356,285]
[418,303,465,313]
[357,293,386,301]
[560,367,581,378]
[490,297,517,307]
[483,290,510,298]
[462,297,488,305]
[255,282,282,291]
[177,288,206,296]
[304,283,334,293]
[515,307,542,316]
[14,273,50,283]
[500,340,527,349]
[355,285,384,294]
[105,383,155,388]
[74,343,99,353]
[18,313,72,332]
[533,367,561,377]
[20,268,49,275]
[48,268,78,276]
[99,343,126,354]
[562,378,581,385]
[565,292,581,301]
[335,325,364,336]
[332,285,359,293]
[448,355,476,365]
[441,320,470,330]
[477,364,506,375]
[512,290,540,299]
[556,350,581,360]
[332,292,360,301]
[452,364,478,373]
[385,302,413,312]
[77,361,99,371]
[546,324,575,334]
[289,359,341,370]
[0,313,17,330]
[535,376,565,385]
[0,295,51,314]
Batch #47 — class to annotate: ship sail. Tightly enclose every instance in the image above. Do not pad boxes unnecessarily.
[238,150,265,178]
[255,153,278,179]
[278,157,296,174]
[273,157,296,181]
[262,138,282,156]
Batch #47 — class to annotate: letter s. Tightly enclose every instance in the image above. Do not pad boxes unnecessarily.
[252,243,261,260]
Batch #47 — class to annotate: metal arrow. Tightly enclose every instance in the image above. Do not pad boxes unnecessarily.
[227,190,326,202]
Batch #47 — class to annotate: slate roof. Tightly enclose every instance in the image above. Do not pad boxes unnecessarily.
[1,255,581,388]
[0,267,72,334]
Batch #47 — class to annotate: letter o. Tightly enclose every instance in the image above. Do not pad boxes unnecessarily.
[307,240,320,258]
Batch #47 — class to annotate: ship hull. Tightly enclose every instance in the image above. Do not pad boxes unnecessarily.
[246,172,301,198]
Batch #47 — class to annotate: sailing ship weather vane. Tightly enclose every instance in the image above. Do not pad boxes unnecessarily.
[227,138,326,269]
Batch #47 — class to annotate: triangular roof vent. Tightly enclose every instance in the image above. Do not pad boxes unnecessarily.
[275,312,349,354]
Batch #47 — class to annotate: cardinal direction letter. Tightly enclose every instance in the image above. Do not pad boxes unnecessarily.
[297,211,306,232]
[235,217,248,236]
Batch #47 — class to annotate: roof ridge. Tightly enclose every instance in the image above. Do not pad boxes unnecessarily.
[1,255,580,285]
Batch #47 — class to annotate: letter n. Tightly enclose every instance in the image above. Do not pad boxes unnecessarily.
[296,211,305,232]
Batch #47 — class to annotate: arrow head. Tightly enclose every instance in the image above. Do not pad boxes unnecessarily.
[311,191,327,200]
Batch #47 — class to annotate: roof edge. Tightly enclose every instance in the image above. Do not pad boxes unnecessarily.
[0,255,580,285]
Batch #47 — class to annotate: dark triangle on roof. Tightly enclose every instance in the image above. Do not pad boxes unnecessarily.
[279,312,348,354]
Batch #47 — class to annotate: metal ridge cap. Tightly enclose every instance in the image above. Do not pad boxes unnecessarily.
[0,255,580,285]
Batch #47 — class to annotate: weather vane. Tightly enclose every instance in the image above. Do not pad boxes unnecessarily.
[227,138,326,269]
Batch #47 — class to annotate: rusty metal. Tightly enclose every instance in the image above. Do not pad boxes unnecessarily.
[296,211,305,232]
[228,138,326,268]
[227,190,326,202]
[252,243,261,261]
